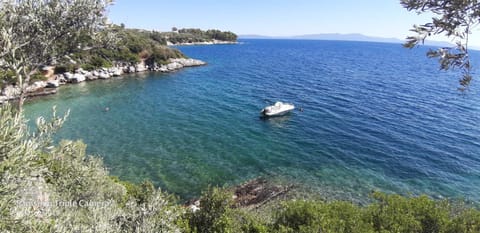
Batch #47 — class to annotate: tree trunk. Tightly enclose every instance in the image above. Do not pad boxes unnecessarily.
[15,71,25,112]
[18,91,25,112]
[17,70,31,112]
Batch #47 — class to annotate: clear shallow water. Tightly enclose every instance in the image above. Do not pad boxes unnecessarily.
[25,40,480,202]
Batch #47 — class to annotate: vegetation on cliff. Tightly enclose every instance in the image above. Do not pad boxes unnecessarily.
[163,28,238,44]
[55,25,187,73]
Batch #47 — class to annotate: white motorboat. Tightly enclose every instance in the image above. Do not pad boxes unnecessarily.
[260,101,295,117]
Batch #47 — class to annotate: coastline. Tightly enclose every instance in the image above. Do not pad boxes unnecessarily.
[167,40,238,46]
[0,58,206,104]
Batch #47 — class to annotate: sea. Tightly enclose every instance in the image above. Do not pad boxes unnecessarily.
[24,39,480,202]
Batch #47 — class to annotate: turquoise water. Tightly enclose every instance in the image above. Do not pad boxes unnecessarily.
[24,40,480,202]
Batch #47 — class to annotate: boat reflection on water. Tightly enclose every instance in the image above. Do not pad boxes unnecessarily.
[260,114,293,128]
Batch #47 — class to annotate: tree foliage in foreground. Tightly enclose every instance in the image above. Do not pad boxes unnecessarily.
[0,0,115,110]
[401,0,480,90]
[0,105,183,232]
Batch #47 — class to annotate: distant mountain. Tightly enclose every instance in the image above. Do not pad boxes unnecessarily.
[239,33,453,47]
[238,34,274,39]
[292,33,401,43]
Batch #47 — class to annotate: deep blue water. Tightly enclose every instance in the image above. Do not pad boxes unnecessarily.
[24,39,480,202]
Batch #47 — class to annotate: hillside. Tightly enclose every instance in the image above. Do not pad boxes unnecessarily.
[69,27,237,70]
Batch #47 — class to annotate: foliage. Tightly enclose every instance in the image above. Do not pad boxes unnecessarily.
[0,104,183,232]
[29,73,48,83]
[205,29,238,41]
[54,64,76,74]
[62,26,185,70]
[0,0,114,109]
[181,190,480,233]
[401,0,480,90]
[271,192,480,233]
[164,28,238,44]
[183,187,238,233]
[0,104,68,232]
[366,192,480,233]
[273,200,371,233]
[115,186,183,233]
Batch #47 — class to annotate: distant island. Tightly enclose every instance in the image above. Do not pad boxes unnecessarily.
[239,33,453,47]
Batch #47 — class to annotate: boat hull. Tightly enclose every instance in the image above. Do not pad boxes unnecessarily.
[260,102,295,118]
[261,110,293,117]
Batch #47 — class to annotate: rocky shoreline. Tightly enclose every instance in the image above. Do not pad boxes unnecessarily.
[0,58,206,104]
[167,40,238,46]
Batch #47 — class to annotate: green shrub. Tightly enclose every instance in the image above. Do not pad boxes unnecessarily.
[80,63,97,71]
[54,64,76,74]
[29,73,48,83]
[447,209,480,233]
[273,200,373,233]
[235,210,270,233]
[184,187,238,233]
[145,46,185,66]
[89,55,113,69]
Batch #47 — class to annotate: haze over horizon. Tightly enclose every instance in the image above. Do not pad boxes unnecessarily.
[109,0,480,47]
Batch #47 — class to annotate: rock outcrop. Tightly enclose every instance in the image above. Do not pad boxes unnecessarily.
[186,178,293,212]
[150,58,206,72]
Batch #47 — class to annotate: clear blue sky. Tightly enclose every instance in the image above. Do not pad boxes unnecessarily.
[108,0,480,46]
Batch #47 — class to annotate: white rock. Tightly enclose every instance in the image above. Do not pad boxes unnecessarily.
[92,70,100,77]
[128,66,136,73]
[63,72,74,80]
[166,62,183,71]
[159,66,168,72]
[98,72,110,79]
[135,64,147,72]
[169,58,206,67]
[114,70,122,76]
[23,81,46,93]
[86,73,98,81]
[71,73,86,83]
[34,81,47,88]
[46,80,60,88]
[56,75,67,84]
[75,68,88,75]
